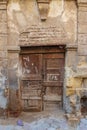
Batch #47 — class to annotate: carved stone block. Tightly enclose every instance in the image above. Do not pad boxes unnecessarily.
[37,0,51,21]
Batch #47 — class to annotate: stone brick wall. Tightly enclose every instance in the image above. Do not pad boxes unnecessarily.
[64,0,87,119]
[0,0,8,115]
[78,1,87,55]
[77,1,87,70]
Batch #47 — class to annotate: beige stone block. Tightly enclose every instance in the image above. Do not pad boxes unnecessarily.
[66,89,75,96]
[66,77,83,96]
[66,77,82,88]
[75,68,87,78]
[78,11,87,23]
[78,24,87,33]
[78,6,87,11]
[0,2,7,10]
[13,11,27,27]
[78,0,87,4]
[0,35,7,48]
[8,53,19,68]
[78,44,87,55]
[0,11,7,22]
[7,46,20,53]
[8,33,19,46]
[0,22,7,33]
[70,95,77,105]
[66,51,77,67]
[0,45,4,51]
[77,55,87,66]
[78,34,87,45]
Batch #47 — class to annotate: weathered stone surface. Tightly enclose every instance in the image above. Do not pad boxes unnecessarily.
[66,88,75,96]
[0,0,8,112]
[65,49,77,69]
[78,34,87,45]
[7,0,77,44]
[78,11,87,23]
[37,0,51,21]
[66,77,82,89]
[77,55,87,69]
[0,1,7,10]
[78,44,87,55]
[19,24,68,46]
[8,32,19,46]
[78,5,87,12]
[78,0,87,4]
[78,24,87,33]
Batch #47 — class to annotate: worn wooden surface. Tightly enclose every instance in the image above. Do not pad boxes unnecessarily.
[20,46,65,111]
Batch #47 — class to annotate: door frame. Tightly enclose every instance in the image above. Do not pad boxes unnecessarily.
[19,45,66,111]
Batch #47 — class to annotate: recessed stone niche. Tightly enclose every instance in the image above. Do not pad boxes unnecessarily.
[37,0,51,21]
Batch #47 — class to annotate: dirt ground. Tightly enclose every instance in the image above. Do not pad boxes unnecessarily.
[0,110,77,130]
[0,110,64,124]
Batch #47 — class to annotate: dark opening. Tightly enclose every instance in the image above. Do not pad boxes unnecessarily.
[81,96,87,116]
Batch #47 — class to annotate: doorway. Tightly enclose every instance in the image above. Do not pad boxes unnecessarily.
[20,46,65,111]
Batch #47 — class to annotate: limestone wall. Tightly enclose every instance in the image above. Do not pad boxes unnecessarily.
[7,0,77,46]
[6,0,78,116]
[0,1,8,114]
[7,0,77,88]
[64,0,87,118]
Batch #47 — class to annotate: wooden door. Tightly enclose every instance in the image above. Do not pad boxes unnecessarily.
[20,46,65,111]
[20,54,43,111]
[43,53,65,110]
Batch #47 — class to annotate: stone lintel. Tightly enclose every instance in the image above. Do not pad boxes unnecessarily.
[66,44,78,51]
[7,46,20,53]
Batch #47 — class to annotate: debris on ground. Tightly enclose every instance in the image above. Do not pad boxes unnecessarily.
[0,116,87,130]
[17,119,24,126]
[77,118,87,130]
[23,117,69,130]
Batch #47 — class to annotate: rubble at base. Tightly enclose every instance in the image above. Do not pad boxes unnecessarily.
[0,116,87,130]
[77,118,87,130]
